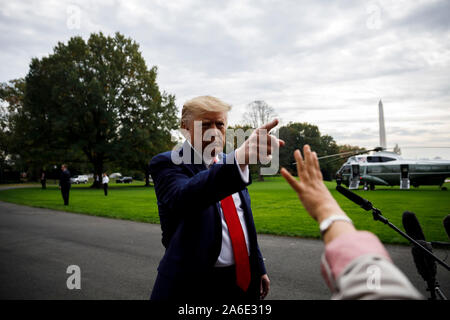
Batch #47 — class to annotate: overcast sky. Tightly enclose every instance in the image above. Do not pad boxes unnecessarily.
[1,0,449,158]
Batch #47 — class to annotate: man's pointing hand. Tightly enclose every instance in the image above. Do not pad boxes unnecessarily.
[235,119,285,166]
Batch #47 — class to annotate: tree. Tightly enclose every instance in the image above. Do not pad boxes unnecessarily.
[0,104,9,181]
[243,100,277,128]
[8,32,178,187]
[0,78,46,179]
[242,100,278,181]
[114,92,177,186]
[227,124,263,179]
[279,122,340,181]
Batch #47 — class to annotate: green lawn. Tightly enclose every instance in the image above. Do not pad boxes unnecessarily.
[0,177,449,244]
[249,177,450,244]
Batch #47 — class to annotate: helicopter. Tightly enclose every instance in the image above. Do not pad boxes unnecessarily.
[331,101,450,190]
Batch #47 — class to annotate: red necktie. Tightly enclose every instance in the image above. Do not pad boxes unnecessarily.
[220,195,251,292]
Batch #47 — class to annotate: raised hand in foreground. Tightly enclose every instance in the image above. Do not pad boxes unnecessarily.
[280,145,355,243]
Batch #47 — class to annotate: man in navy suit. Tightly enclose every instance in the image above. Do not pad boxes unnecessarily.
[59,164,71,206]
[149,96,284,301]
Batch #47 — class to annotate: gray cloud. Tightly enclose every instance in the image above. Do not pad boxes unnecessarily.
[0,0,449,158]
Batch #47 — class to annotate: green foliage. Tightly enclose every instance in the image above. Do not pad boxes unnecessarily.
[226,124,262,179]
[228,122,353,181]
[0,105,8,164]
[2,32,178,185]
[279,122,340,180]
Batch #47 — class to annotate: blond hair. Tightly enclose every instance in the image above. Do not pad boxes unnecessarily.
[181,96,231,126]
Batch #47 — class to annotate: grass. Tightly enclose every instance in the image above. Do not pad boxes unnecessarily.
[0,181,160,223]
[249,177,450,244]
[0,177,449,244]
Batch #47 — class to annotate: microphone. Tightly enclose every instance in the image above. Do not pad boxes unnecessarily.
[412,240,437,286]
[335,186,450,273]
[403,212,450,249]
[336,185,373,211]
[402,211,426,241]
[444,215,450,240]
[402,211,437,285]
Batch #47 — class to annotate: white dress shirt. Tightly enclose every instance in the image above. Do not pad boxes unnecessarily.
[215,183,251,267]
[205,156,251,266]
[186,141,251,267]
[102,176,109,184]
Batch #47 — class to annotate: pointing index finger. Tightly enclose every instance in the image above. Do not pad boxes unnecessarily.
[259,119,279,132]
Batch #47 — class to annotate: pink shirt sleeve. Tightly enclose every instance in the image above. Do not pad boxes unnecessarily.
[321,231,391,289]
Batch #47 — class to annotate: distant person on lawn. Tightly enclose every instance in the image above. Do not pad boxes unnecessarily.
[102,173,109,196]
[40,171,46,189]
[59,164,71,206]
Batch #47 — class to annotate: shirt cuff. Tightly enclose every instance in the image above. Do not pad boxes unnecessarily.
[234,152,249,184]
[321,231,391,286]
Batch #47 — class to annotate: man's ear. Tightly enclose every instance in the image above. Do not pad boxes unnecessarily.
[181,120,188,131]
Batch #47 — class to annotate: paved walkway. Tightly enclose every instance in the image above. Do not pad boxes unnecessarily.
[0,201,448,299]
[0,184,42,191]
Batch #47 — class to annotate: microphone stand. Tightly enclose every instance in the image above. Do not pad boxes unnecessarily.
[336,186,449,300]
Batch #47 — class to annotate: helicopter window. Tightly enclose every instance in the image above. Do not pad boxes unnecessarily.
[343,166,351,174]
[416,165,431,171]
[367,156,396,163]
[367,166,382,173]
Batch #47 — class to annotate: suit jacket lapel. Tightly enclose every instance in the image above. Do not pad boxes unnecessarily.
[178,140,206,174]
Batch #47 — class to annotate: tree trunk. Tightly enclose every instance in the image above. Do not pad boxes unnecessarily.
[91,160,103,188]
[145,164,151,187]
[258,164,264,181]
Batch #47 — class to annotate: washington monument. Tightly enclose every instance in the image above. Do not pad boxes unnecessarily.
[378,100,387,149]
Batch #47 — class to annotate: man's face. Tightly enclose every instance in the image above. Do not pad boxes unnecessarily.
[183,111,227,158]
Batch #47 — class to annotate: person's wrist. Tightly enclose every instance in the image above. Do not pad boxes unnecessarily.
[322,220,356,244]
[314,203,346,224]
[235,145,248,165]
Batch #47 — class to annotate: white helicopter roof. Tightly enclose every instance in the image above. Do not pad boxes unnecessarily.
[348,151,401,163]
[347,151,450,165]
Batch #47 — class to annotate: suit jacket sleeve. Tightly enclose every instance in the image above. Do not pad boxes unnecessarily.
[59,171,70,187]
[149,150,251,216]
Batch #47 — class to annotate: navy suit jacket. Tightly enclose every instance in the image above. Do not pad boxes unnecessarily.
[59,169,71,189]
[149,142,266,300]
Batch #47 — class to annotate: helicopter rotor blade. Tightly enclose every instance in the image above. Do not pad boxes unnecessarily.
[317,147,384,160]
[317,150,365,160]
[290,147,385,165]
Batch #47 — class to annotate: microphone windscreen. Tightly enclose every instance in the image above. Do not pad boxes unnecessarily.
[444,215,450,240]
[402,211,426,241]
[411,240,436,283]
